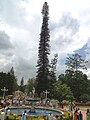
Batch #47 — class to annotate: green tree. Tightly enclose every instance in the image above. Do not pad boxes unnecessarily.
[60,70,75,86]
[7,67,18,94]
[19,77,25,92]
[65,53,87,71]
[0,72,7,96]
[0,67,18,96]
[58,74,65,83]
[10,67,14,76]
[36,2,50,95]
[80,79,90,102]
[26,78,36,95]
[53,80,73,102]
[65,53,88,101]
[49,53,58,98]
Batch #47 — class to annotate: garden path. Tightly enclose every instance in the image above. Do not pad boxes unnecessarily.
[81,109,87,120]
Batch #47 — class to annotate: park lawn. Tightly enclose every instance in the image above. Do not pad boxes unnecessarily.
[86,115,90,120]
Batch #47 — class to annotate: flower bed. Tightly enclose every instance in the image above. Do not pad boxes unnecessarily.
[3,109,73,120]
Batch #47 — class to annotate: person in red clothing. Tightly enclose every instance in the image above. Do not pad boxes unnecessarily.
[74,110,79,120]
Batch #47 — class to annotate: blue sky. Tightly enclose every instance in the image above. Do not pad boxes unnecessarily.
[0,0,90,84]
[74,44,87,58]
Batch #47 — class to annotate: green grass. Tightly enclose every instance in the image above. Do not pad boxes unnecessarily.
[79,106,90,108]
[86,115,90,120]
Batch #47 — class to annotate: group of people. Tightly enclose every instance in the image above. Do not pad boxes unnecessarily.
[73,108,83,120]
[21,111,64,120]
[47,113,58,120]
[0,107,10,120]
[45,114,71,120]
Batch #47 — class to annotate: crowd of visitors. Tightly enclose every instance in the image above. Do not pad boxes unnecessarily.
[73,108,83,120]
[0,94,90,120]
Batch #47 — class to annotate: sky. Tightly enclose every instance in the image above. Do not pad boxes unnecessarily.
[0,0,90,84]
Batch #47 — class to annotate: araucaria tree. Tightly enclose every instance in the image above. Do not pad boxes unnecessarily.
[65,53,87,71]
[65,53,88,101]
[36,2,50,95]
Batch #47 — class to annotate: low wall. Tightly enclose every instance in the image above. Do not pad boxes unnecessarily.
[75,103,90,106]
[63,103,90,106]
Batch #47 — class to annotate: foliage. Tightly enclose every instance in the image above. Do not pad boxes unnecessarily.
[65,53,87,71]
[49,53,58,98]
[0,67,18,96]
[53,80,73,102]
[65,70,88,100]
[26,78,37,95]
[36,2,50,95]
[62,53,90,102]
[5,114,20,120]
[86,113,90,120]
[58,74,65,83]
[80,94,90,102]
[19,77,25,93]
[8,67,18,94]
[58,73,90,102]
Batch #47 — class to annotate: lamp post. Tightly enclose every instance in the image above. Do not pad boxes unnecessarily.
[1,87,8,99]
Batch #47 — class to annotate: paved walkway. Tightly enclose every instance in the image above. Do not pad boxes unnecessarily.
[81,109,87,120]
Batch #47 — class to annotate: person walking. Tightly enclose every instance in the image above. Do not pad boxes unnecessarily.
[74,110,78,120]
[48,113,53,120]
[21,110,27,120]
[52,115,57,120]
[60,115,64,120]
[0,110,5,120]
[6,108,11,120]
[78,111,83,120]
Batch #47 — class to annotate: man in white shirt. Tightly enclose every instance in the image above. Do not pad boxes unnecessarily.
[1,110,5,120]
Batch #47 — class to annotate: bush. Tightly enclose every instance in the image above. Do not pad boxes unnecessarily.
[4,114,20,120]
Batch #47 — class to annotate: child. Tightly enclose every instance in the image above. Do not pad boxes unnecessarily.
[21,110,27,120]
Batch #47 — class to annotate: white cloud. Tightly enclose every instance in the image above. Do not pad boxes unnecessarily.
[0,31,14,50]
[0,0,26,28]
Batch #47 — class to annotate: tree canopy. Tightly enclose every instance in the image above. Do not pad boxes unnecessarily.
[0,67,18,96]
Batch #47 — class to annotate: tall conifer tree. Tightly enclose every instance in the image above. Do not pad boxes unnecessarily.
[36,2,50,94]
